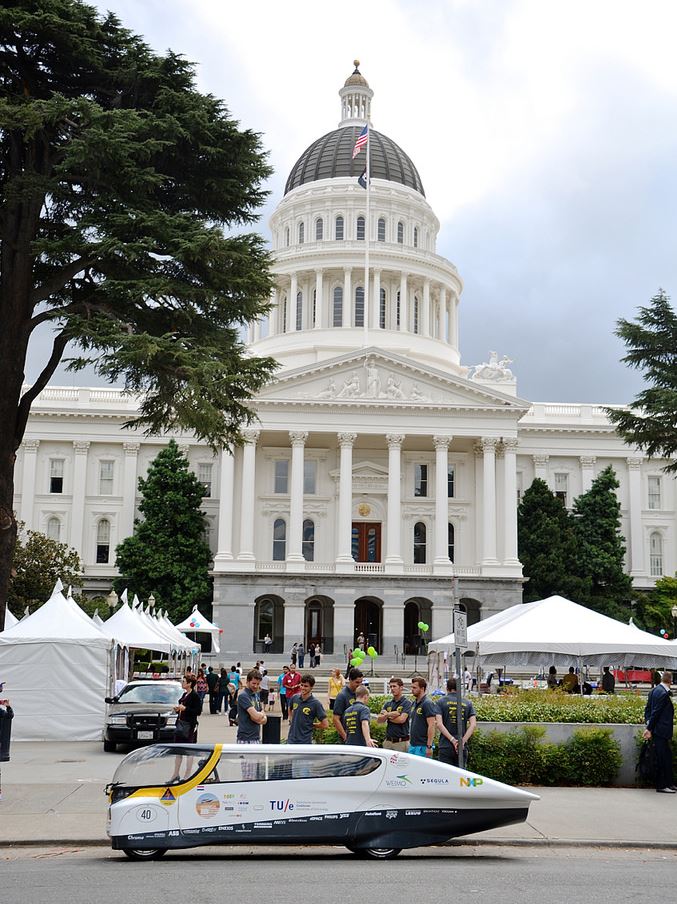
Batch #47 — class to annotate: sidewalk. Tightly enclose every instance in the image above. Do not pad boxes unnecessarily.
[2,713,677,849]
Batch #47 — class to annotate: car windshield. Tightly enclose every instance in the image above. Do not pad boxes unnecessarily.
[117,684,182,705]
[111,744,215,788]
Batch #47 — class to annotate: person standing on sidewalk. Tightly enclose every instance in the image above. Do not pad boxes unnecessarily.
[287,674,328,744]
[282,664,302,715]
[408,676,437,758]
[644,670,676,793]
[278,665,290,720]
[435,677,477,767]
[377,677,413,752]
[332,668,364,742]
[343,685,377,747]
[206,666,219,714]
[328,667,344,710]
[237,669,267,744]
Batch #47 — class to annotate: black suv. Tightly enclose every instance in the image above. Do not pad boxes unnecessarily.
[103,680,183,751]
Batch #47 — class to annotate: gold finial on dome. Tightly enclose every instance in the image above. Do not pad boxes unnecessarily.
[353,59,360,69]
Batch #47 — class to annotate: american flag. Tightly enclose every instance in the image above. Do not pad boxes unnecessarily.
[352,124,368,159]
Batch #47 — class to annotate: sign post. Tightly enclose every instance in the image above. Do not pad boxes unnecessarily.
[453,607,467,766]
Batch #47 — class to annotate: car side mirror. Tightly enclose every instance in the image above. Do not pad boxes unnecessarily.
[105,696,117,704]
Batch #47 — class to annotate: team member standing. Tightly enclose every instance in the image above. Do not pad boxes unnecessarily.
[408,676,438,758]
[282,663,302,711]
[343,685,377,747]
[328,667,344,710]
[435,678,477,767]
[236,669,268,745]
[377,677,413,752]
[287,674,328,744]
[332,668,364,742]
[644,670,676,793]
[278,665,290,720]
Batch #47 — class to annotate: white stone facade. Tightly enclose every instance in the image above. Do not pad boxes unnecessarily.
[12,67,675,656]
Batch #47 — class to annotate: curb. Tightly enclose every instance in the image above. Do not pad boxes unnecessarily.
[4,837,677,851]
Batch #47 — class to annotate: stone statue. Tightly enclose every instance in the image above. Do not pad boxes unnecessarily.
[366,361,381,398]
[472,350,514,382]
[410,382,430,401]
[317,377,337,399]
[384,375,405,399]
[336,372,361,399]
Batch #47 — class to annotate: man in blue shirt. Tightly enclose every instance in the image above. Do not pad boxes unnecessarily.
[377,677,413,752]
[408,676,438,758]
[332,668,364,742]
[644,669,675,793]
[343,685,377,747]
[237,669,267,744]
[287,674,328,744]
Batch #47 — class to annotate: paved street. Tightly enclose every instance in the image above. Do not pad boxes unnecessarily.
[2,845,676,904]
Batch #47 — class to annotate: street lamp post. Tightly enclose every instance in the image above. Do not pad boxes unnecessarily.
[106,589,118,614]
[148,593,156,613]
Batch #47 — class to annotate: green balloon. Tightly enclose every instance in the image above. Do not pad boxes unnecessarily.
[350,657,361,666]
[421,622,429,632]
[367,647,378,658]
[417,621,425,630]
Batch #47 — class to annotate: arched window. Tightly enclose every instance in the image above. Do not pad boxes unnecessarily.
[273,519,286,561]
[448,523,455,563]
[396,290,401,328]
[298,222,305,244]
[413,226,419,248]
[397,221,404,244]
[285,226,290,247]
[377,218,386,242]
[413,522,427,564]
[413,296,420,334]
[650,531,664,577]
[379,287,386,329]
[356,215,365,241]
[354,286,364,327]
[281,294,287,333]
[296,291,303,331]
[315,217,323,241]
[335,215,344,241]
[97,518,111,564]
[257,599,274,641]
[302,519,315,562]
[333,286,343,327]
[46,516,61,541]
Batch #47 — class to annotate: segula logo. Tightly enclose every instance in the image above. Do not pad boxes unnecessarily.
[419,777,450,785]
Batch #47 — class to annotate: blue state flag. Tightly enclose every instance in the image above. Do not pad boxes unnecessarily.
[358,168,369,190]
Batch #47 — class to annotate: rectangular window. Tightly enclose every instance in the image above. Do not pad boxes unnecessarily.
[554,472,568,506]
[274,460,289,494]
[49,458,64,494]
[99,460,114,495]
[377,218,386,242]
[198,463,213,498]
[414,463,428,497]
[303,459,317,495]
[447,464,455,498]
[648,476,661,510]
[650,533,663,577]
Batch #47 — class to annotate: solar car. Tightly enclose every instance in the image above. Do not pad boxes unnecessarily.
[107,743,538,860]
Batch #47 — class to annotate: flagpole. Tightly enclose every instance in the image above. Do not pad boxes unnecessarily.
[363,124,370,348]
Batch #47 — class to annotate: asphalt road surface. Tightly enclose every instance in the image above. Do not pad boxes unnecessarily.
[2,845,675,904]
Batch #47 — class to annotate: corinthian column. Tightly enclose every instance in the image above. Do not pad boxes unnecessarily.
[502,438,520,566]
[385,434,405,568]
[627,457,645,576]
[237,430,260,562]
[336,433,356,566]
[215,448,235,563]
[70,441,90,551]
[433,435,452,567]
[481,437,499,565]
[287,431,308,564]
[121,443,140,539]
[19,439,40,524]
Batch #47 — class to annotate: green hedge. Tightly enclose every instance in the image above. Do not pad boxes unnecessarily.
[364,690,648,724]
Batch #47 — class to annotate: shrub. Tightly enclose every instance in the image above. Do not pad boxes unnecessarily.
[565,727,622,785]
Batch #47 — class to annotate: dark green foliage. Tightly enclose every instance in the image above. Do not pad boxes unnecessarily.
[518,478,590,603]
[565,727,623,786]
[572,466,633,619]
[114,440,212,621]
[9,524,82,612]
[606,291,677,473]
[634,576,677,635]
[0,0,276,628]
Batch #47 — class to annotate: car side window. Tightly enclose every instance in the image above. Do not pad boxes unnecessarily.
[209,752,382,783]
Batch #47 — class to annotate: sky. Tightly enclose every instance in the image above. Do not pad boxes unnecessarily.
[28,0,677,403]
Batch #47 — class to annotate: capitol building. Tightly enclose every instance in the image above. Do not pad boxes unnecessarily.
[14,65,675,656]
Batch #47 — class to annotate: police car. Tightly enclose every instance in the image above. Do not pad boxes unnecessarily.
[107,743,538,860]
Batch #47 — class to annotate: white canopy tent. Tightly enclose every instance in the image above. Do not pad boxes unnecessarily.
[175,605,222,654]
[98,601,174,654]
[428,595,677,669]
[0,584,115,740]
[3,606,18,629]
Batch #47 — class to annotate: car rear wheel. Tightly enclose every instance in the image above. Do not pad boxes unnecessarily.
[103,739,117,752]
[123,848,167,861]
[347,846,402,860]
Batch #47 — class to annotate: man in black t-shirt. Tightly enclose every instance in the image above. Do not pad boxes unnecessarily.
[343,685,377,747]
[237,669,267,744]
[287,674,328,744]
[332,668,364,742]
[408,676,438,758]
[206,666,219,714]
[377,677,414,752]
[435,677,477,767]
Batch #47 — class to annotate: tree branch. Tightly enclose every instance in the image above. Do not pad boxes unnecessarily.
[29,256,94,307]
[14,330,70,447]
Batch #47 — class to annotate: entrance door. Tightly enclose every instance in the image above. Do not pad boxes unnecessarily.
[354,598,382,651]
[306,601,322,647]
[404,601,421,655]
[351,522,381,563]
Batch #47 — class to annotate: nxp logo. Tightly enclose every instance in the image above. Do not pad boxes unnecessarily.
[460,777,484,788]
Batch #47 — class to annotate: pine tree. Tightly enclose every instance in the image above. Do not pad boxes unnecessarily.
[114,441,212,621]
[518,478,590,603]
[571,466,633,619]
[0,1,276,627]
[606,290,677,473]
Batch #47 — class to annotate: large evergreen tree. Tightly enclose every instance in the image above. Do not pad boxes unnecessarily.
[571,466,633,619]
[115,441,211,621]
[0,0,277,627]
[518,478,590,603]
[606,290,677,473]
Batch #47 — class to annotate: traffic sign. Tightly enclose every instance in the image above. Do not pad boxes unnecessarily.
[453,608,467,646]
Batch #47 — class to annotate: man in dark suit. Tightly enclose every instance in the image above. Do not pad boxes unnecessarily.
[644,670,675,793]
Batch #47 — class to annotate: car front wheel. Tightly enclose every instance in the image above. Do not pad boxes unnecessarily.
[103,739,117,752]
[123,848,167,861]
[347,846,402,860]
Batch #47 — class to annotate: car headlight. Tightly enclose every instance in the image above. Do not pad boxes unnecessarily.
[108,715,128,725]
